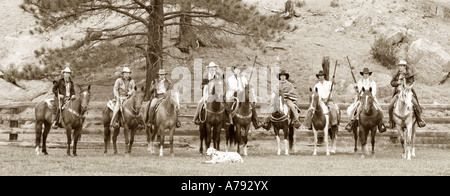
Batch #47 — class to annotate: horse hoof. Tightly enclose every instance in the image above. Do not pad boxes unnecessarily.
[125,153,130,157]
[285,153,289,156]
[361,155,365,159]
[331,150,336,154]
[312,152,317,156]
[326,153,330,156]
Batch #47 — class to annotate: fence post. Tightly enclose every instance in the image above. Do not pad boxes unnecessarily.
[9,108,19,141]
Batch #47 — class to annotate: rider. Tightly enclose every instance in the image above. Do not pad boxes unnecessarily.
[345,68,386,132]
[52,66,76,129]
[193,62,224,125]
[110,67,136,128]
[307,70,340,128]
[386,60,426,128]
[262,69,301,130]
[147,69,181,128]
[225,64,261,129]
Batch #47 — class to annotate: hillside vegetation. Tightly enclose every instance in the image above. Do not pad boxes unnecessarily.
[1,0,450,104]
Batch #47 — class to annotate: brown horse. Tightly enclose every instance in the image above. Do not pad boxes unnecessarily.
[34,85,91,156]
[102,87,145,156]
[265,91,295,156]
[146,86,180,157]
[226,85,253,156]
[199,82,225,154]
[393,83,416,160]
[306,87,340,156]
[357,87,383,158]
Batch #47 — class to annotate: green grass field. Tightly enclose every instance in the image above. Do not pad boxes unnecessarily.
[1,141,448,176]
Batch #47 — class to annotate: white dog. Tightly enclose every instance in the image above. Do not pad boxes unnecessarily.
[204,147,244,164]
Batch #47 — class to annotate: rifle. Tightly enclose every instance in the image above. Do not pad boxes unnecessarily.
[248,55,258,82]
[346,56,357,83]
[327,60,339,101]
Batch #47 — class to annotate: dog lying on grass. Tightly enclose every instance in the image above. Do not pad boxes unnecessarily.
[204,147,244,164]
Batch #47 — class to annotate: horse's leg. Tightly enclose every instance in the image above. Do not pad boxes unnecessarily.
[112,127,120,155]
[274,126,281,156]
[169,127,175,157]
[406,122,413,160]
[65,126,72,156]
[103,125,111,155]
[35,121,42,155]
[123,125,130,157]
[289,125,295,152]
[324,115,330,156]
[129,127,138,155]
[243,124,249,156]
[205,124,212,150]
[159,128,165,157]
[199,123,205,154]
[283,126,289,156]
[145,125,152,154]
[353,122,358,153]
[312,125,318,156]
[42,122,51,155]
[359,126,368,159]
[412,124,416,157]
[150,125,158,155]
[371,126,377,156]
[73,127,81,156]
[396,126,406,159]
[235,124,241,154]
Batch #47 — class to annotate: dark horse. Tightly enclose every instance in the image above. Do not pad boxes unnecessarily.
[199,82,225,154]
[146,86,180,157]
[306,87,340,156]
[226,85,254,156]
[357,87,383,158]
[265,91,295,155]
[34,85,91,156]
[102,87,145,156]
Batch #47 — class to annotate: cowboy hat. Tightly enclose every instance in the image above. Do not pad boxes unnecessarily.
[278,69,290,80]
[206,62,219,68]
[157,69,167,75]
[122,67,132,73]
[62,67,71,73]
[398,59,407,66]
[360,67,373,76]
[316,70,326,79]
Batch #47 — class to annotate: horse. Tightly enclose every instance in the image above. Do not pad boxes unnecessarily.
[357,87,383,158]
[306,87,340,156]
[34,85,91,156]
[265,91,295,156]
[146,86,180,157]
[226,85,254,156]
[199,82,225,154]
[102,86,145,156]
[393,83,416,160]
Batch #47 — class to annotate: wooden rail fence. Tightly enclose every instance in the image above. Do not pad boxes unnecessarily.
[0,101,449,141]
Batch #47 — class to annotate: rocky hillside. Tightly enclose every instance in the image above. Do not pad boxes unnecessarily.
[1,0,450,104]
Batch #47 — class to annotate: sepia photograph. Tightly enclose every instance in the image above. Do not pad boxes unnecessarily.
[0,0,449,185]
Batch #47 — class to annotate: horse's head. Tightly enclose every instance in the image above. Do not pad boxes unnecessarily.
[398,84,414,111]
[133,86,146,113]
[169,85,181,110]
[308,87,320,113]
[360,87,374,112]
[79,85,91,113]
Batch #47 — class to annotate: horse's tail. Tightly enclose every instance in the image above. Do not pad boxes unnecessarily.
[228,125,236,145]
[289,126,294,149]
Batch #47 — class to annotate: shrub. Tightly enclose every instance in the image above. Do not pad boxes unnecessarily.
[330,0,340,8]
[295,0,306,8]
[370,36,398,69]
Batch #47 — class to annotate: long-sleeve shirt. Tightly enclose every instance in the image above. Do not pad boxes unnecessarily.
[390,71,414,96]
[314,80,333,100]
[357,78,377,97]
[113,77,135,98]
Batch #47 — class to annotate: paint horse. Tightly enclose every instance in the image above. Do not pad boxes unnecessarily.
[306,87,340,156]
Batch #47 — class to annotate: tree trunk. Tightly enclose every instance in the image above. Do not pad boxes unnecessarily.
[177,2,197,54]
[145,0,165,100]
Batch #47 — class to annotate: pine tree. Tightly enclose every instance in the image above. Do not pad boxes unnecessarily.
[21,0,291,98]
